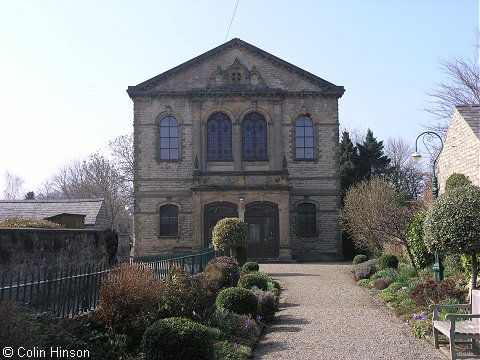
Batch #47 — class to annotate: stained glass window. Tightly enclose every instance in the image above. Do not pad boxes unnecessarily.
[159,117,179,160]
[207,113,232,160]
[297,203,316,236]
[295,116,314,159]
[160,204,178,236]
[242,112,267,160]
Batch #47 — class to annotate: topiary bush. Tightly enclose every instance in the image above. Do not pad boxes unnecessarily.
[242,261,260,273]
[250,286,278,322]
[406,211,434,270]
[211,218,248,259]
[237,272,269,291]
[353,259,376,281]
[377,254,399,270]
[352,254,368,264]
[142,317,214,360]
[203,257,240,289]
[216,287,258,318]
[445,173,472,192]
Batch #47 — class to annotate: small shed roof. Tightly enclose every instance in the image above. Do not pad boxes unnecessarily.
[0,198,104,226]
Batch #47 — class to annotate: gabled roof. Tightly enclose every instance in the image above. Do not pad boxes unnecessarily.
[0,198,104,226]
[456,105,480,140]
[127,38,345,97]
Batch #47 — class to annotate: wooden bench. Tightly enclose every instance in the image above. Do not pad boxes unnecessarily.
[430,289,480,360]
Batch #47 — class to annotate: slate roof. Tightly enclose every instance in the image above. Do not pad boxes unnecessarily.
[0,198,104,226]
[457,105,480,140]
[127,38,345,98]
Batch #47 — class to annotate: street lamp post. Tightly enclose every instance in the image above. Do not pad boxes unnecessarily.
[411,131,444,282]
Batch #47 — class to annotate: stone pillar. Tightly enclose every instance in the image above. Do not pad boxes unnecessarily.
[278,192,292,261]
[233,124,242,171]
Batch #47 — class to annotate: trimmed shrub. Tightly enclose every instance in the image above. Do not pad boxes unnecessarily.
[353,259,376,281]
[250,286,278,322]
[203,259,240,290]
[216,287,258,318]
[142,317,214,360]
[237,272,269,291]
[445,173,471,192]
[95,263,164,345]
[212,218,248,255]
[0,217,63,228]
[377,254,399,270]
[242,261,260,273]
[406,211,434,269]
[353,254,368,264]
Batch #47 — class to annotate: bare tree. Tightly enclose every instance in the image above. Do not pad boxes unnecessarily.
[340,177,419,271]
[426,47,480,133]
[384,137,427,200]
[40,154,132,233]
[3,172,25,200]
[109,132,134,183]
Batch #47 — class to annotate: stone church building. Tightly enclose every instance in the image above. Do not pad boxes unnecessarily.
[127,38,345,261]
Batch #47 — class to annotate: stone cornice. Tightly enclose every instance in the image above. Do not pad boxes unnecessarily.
[128,88,340,100]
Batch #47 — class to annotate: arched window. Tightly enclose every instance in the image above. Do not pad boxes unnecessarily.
[295,116,314,159]
[297,203,316,236]
[242,112,267,160]
[159,204,178,236]
[207,113,232,161]
[159,116,179,160]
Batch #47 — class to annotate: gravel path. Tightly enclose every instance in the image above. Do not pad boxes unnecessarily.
[253,263,447,360]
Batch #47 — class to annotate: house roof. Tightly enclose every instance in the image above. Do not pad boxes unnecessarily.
[0,198,104,226]
[456,105,480,139]
[127,38,345,98]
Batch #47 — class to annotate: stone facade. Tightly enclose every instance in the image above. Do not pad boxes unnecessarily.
[128,39,345,261]
[438,105,480,192]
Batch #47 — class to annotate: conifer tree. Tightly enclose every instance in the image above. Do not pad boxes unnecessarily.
[340,131,358,193]
[356,129,391,181]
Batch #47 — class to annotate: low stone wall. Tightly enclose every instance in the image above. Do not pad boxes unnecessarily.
[0,228,109,275]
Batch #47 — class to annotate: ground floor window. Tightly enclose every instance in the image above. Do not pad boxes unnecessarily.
[160,204,178,236]
[297,203,316,236]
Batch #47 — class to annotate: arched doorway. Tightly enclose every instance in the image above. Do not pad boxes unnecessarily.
[245,202,279,258]
[204,202,238,247]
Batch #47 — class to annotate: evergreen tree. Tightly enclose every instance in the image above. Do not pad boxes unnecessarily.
[340,131,358,193]
[356,129,391,181]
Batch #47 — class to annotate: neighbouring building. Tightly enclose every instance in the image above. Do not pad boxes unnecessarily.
[0,198,109,229]
[438,105,480,192]
[127,38,345,261]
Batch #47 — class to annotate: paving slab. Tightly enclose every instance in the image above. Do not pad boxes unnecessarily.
[254,263,447,360]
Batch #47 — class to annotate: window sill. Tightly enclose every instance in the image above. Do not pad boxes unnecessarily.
[293,158,318,163]
[241,158,270,162]
[155,158,181,162]
[158,235,180,239]
[296,233,318,238]
[206,159,234,163]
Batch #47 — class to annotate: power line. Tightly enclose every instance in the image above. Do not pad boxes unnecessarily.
[224,0,240,43]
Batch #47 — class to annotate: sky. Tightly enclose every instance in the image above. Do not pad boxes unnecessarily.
[0,0,479,196]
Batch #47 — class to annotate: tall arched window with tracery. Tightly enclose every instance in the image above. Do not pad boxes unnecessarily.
[242,112,267,160]
[159,116,179,160]
[295,115,314,159]
[207,113,232,161]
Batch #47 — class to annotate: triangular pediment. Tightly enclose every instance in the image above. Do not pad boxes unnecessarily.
[127,38,344,98]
